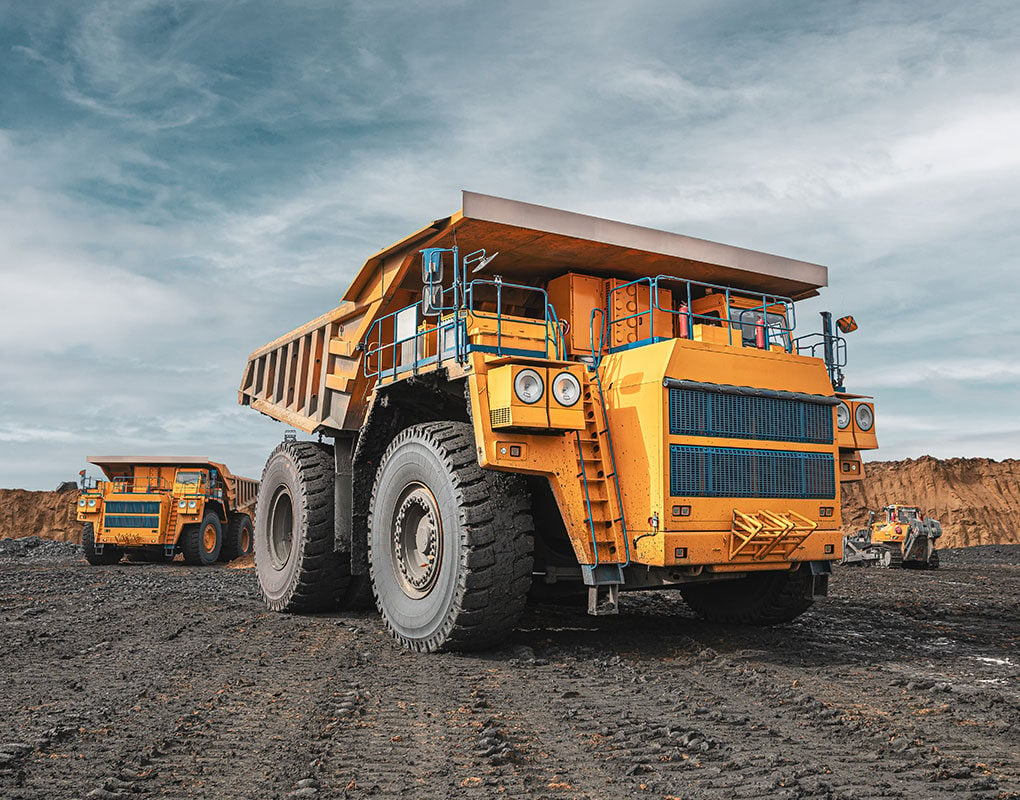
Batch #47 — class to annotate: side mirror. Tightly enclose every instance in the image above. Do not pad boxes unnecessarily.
[422,249,444,283]
[422,284,444,317]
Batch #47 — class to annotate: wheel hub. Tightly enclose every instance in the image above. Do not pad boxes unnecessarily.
[268,489,294,570]
[391,484,442,598]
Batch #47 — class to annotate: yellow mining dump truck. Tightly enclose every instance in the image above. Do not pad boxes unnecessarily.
[843,505,942,569]
[238,192,878,652]
[77,457,259,566]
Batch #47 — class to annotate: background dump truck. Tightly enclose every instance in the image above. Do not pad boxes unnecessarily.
[77,457,259,566]
[843,504,942,569]
[238,192,878,652]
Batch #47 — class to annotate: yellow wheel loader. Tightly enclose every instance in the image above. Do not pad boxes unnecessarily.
[842,505,942,569]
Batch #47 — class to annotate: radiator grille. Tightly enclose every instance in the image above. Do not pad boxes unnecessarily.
[669,387,833,444]
[104,515,161,529]
[670,445,835,499]
[105,501,161,514]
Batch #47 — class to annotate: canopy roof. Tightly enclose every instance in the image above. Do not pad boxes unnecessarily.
[88,456,232,480]
[343,191,829,302]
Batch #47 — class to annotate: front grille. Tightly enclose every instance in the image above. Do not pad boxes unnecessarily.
[105,501,161,514]
[104,515,160,529]
[490,407,511,427]
[670,445,835,499]
[669,387,833,444]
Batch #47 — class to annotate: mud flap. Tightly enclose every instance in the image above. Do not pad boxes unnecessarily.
[809,561,831,597]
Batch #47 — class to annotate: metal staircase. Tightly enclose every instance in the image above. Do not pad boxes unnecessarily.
[574,369,630,614]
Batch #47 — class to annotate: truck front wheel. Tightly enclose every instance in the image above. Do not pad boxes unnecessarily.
[254,441,364,612]
[182,511,222,565]
[679,566,815,625]
[368,422,535,652]
[82,522,122,565]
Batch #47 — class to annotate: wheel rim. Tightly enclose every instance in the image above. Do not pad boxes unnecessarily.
[268,489,294,570]
[391,483,443,599]
[202,522,217,553]
[240,525,252,554]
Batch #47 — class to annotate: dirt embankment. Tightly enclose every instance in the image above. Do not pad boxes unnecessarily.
[843,456,1020,548]
[0,486,79,543]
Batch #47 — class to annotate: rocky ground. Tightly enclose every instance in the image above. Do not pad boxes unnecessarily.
[0,539,1017,800]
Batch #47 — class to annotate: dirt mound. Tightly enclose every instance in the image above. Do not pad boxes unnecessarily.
[0,486,80,543]
[844,456,1020,548]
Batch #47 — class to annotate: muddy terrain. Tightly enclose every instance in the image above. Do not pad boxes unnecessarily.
[1,539,1017,800]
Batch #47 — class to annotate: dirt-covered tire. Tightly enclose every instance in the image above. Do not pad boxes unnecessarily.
[679,566,815,625]
[82,522,122,565]
[254,440,365,613]
[182,511,222,566]
[219,513,254,562]
[368,421,535,652]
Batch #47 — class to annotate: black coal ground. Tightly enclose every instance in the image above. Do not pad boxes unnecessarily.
[1,541,1017,800]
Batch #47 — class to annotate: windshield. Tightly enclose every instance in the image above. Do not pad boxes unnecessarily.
[176,471,204,486]
[730,308,791,349]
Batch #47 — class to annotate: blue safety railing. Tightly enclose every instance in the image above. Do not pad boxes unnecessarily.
[363,251,565,380]
[602,275,797,362]
[109,476,173,493]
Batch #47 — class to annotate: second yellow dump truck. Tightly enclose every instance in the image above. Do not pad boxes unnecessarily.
[239,192,879,652]
[77,457,259,566]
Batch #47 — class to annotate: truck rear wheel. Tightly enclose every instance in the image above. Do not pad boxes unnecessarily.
[368,421,535,652]
[679,566,815,625]
[182,511,222,565]
[219,513,254,562]
[254,440,365,612]
[82,522,122,565]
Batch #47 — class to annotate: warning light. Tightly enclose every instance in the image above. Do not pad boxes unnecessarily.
[836,315,858,334]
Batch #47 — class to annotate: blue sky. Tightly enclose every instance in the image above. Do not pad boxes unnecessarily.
[1,1,1018,489]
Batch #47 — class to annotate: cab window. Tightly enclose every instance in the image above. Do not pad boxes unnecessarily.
[176,471,204,486]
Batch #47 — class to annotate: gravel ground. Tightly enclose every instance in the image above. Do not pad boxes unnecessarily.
[1,540,1017,800]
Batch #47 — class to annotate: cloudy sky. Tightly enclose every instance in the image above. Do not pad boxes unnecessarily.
[1,1,1018,489]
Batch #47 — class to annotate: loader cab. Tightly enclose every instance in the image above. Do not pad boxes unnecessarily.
[173,469,208,495]
[886,505,920,523]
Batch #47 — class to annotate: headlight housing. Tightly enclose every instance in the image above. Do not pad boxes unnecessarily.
[188,500,198,509]
[513,368,544,405]
[836,401,850,429]
[854,403,874,431]
[551,371,581,407]
[88,498,97,508]
[179,499,187,509]
[78,498,86,507]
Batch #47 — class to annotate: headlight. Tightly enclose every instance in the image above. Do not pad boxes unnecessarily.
[78,498,86,507]
[836,401,850,429]
[513,368,544,405]
[551,371,581,407]
[855,403,874,431]
[179,499,186,509]
[188,500,197,509]
[88,498,97,508]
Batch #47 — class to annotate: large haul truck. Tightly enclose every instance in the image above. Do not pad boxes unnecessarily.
[239,192,878,652]
[78,457,259,566]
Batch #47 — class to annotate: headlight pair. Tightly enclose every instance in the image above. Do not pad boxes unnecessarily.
[513,369,580,407]
[836,400,874,431]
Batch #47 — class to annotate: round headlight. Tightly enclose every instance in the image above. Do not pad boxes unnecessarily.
[179,499,187,509]
[855,403,874,431]
[88,498,97,508]
[188,500,197,509]
[551,372,581,407]
[836,401,850,429]
[78,498,86,507]
[513,368,544,405]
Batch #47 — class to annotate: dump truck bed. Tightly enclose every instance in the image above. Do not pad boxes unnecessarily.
[238,191,830,435]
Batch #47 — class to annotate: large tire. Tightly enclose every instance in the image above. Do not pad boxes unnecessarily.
[82,522,122,565]
[254,440,365,612]
[368,421,535,652]
[679,566,815,625]
[219,513,254,562]
[182,511,222,565]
